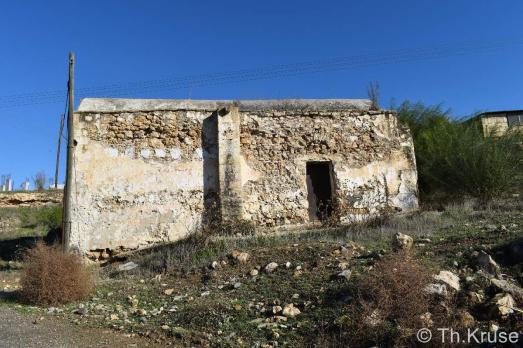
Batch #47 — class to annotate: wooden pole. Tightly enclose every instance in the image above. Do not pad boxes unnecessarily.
[63,52,75,251]
[54,114,65,189]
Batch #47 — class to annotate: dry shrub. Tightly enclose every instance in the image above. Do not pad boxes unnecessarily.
[344,251,432,347]
[19,242,94,306]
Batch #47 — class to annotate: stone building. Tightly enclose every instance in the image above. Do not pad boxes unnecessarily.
[476,110,523,137]
[68,98,418,255]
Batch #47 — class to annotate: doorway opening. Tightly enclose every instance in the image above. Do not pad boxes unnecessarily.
[306,161,334,221]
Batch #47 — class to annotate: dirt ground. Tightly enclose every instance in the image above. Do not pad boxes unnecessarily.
[0,306,160,348]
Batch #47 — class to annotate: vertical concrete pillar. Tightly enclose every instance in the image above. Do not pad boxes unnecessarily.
[217,106,244,221]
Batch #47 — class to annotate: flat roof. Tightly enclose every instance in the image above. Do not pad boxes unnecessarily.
[77,98,373,113]
[478,110,523,117]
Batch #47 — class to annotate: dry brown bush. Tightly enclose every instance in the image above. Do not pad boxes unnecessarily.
[344,251,433,346]
[19,242,94,306]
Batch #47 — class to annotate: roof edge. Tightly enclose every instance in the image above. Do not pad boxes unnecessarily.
[77,98,373,113]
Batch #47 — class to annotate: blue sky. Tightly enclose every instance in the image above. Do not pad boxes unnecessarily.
[1,1,522,187]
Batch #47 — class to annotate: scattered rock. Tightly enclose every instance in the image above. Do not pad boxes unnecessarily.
[118,262,138,271]
[433,270,460,291]
[201,291,211,297]
[210,261,219,269]
[233,282,241,289]
[285,262,292,268]
[489,293,515,317]
[425,283,448,297]
[231,251,250,263]
[161,324,170,330]
[490,278,523,301]
[164,288,174,296]
[337,269,352,281]
[110,314,119,321]
[472,251,500,274]
[272,305,282,314]
[264,262,278,273]
[392,232,413,251]
[282,304,300,318]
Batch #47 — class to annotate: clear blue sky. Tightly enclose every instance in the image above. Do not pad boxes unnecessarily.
[1,1,522,188]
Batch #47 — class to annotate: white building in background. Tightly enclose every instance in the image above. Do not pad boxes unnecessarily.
[21,181,30,191]
[5,178,13,191]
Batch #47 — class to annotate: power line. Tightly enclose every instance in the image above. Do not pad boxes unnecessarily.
[0,38,521,109]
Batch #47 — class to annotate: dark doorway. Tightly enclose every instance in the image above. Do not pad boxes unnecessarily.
[306,161,334,221]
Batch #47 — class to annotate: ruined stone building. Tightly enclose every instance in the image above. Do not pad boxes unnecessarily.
[68,99,418,255]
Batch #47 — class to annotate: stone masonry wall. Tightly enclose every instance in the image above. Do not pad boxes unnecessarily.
[239,109,418,226]
[69,99,418,255]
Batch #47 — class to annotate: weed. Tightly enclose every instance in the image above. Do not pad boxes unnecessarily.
[19,242,94,306]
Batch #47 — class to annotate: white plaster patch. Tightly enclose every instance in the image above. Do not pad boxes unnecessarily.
[124,147,135,158]
[140,149,151,158]
[194,148,203,160]
[170,148,181,160]
[106,147,119,157]
[155,149,166,158]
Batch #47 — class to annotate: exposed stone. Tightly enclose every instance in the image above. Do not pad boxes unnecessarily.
[425,283,448,297]
[164,288,174,296]
[490,278,523,301]
[392,232,413,250]
[231,251,250,263]
[472,251,500,274]
[433,271,460,291]
[282,304,301,318]
[489,293,515,317]
[250,269,259,276]
[264,262,279,273]
[118,262,138,271]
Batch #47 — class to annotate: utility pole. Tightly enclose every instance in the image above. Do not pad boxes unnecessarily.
[54,114,65,189]
[63,52,75,251]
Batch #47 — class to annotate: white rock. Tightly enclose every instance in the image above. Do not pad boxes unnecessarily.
[425,283,448,297]
[264,262,278,273]
[282,304,300,318]
[490,293,515,316]
[433,270,460,291]
[118,262,138,271]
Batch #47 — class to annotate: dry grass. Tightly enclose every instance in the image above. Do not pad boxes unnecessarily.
[343,250,432,346]
[18,242,94,306]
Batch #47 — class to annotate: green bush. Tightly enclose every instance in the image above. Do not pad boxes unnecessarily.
[19,206,62,231]
[397,101,523,203]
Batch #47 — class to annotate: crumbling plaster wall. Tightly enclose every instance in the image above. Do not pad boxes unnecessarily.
[70,99,418,255]
[239,109,418,226]
[70,106,219,253]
